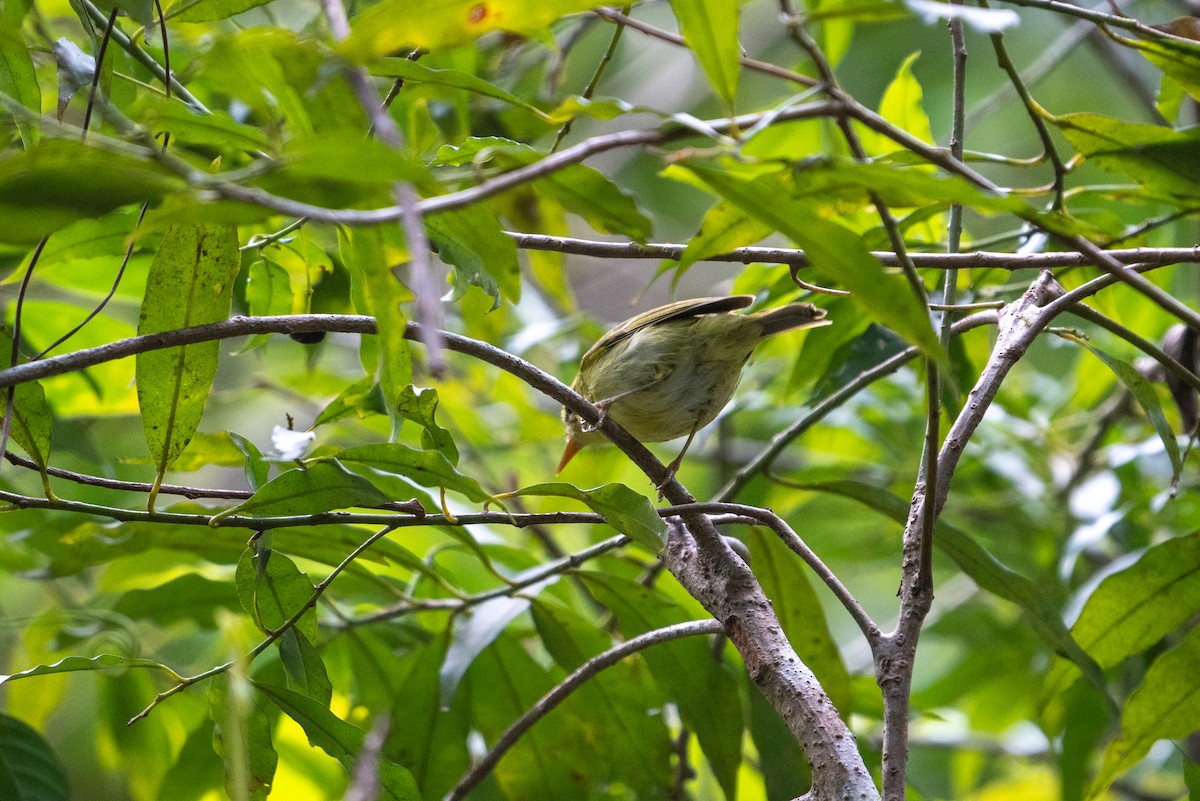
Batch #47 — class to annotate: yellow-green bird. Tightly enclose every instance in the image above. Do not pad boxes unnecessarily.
[558,295,830,475]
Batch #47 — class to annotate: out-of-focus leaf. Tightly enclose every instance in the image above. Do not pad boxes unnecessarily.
[257,682,421,800]
[581,572,742,801]
[435,138,652,241]
[1084,344,1181,479]
[440,595,532,706]
[113,573,240,627]
[1122,34,1200,104]
[135,95,272,152]
[339,226,413,408]
[166,0,275,22]
[372,57,548,119]
[212,459,393,522]
[675,200,772,282]
[427,206,521,307]
[0,20,40,148]
[0,333,52,478]
[1088,625,1200,799]
[1045,533,1200,699]
[228,431,270,492]
[0,714,68,801]
[864,51,934,158]
[344,0,608,59]
[208,676,277,801]
[385,642,472,800]
[805,480,1109,696]
[136,224,240,489]
[339,443,491,503]
[0,141,187,244]
[278,628,332,706]
[245,259,293,319]
[504,482,665,550]
[669,0,741,107]
[746,528,852,714]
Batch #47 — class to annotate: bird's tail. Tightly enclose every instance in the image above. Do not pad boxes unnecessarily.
[755,302,830,337]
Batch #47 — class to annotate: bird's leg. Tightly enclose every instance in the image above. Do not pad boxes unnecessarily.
[583,379,661,432]
[657,425,700,500]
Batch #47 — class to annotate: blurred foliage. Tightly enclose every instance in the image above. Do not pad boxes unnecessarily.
[0,0,1198,799]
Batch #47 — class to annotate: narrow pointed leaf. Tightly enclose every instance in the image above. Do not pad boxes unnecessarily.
[505,482,666,550]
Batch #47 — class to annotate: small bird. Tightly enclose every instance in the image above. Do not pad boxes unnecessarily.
[558,295,830,478]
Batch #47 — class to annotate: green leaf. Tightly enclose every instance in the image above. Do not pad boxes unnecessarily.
[530,598,672,794]
[0,714,68,801]
[745,528,852,714]
[675,200,772,282]
[245,259,294,319]
[396,385,459,463]
[467,634,596,799]
[338,226,414,408]
[0,654,179,684]
[435,138,652,241]
[255,683,421,801]
[1084,344,1181,479]
[581,572,743,801]
[134,95,272,153]
[113,573,241,627]
[228,431,270,492]
[235,547,318,640]
[426,207,521,308]
[1121,34,1200,105]
[1051,112,1200,200]
[864,51,934,156]
[670,0,741,107]
[339,442,491,503]
[278,628,332,706]
[343,0,608,59]
[504,482,666,550]
[0,332,53,478]
[1088,625,1200,799]
[676,158,943,360]
[0,141,187,244]
[0,18,40,148]
[136,224,240,487]
[805,480,1109,695]
[1046,533,1200,699]
[166,0,275,22]
[312,376,388,428]
[212,459,393,521]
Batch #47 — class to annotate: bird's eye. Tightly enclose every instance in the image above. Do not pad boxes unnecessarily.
[563,409,577,422]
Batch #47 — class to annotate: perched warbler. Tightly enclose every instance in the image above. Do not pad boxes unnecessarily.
[558,295,829,476]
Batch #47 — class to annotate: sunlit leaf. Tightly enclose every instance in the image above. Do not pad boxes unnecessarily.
[213,459,393,521]
[670,0,741,107]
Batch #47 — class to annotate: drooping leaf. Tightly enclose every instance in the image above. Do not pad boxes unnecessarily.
[207,676,278,801]
[1083,343,1181,480]
[136,224,240,495]
[256,683,421,801]
[235,547,318,640]
[395,385,459,463]
[669,0,741,107]
[427,206,521,308]
[0,18,40,148]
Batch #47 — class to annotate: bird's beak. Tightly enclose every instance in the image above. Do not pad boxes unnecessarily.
[557,438,584,473]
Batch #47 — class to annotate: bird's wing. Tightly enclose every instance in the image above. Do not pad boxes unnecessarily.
[579,295,753,370]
